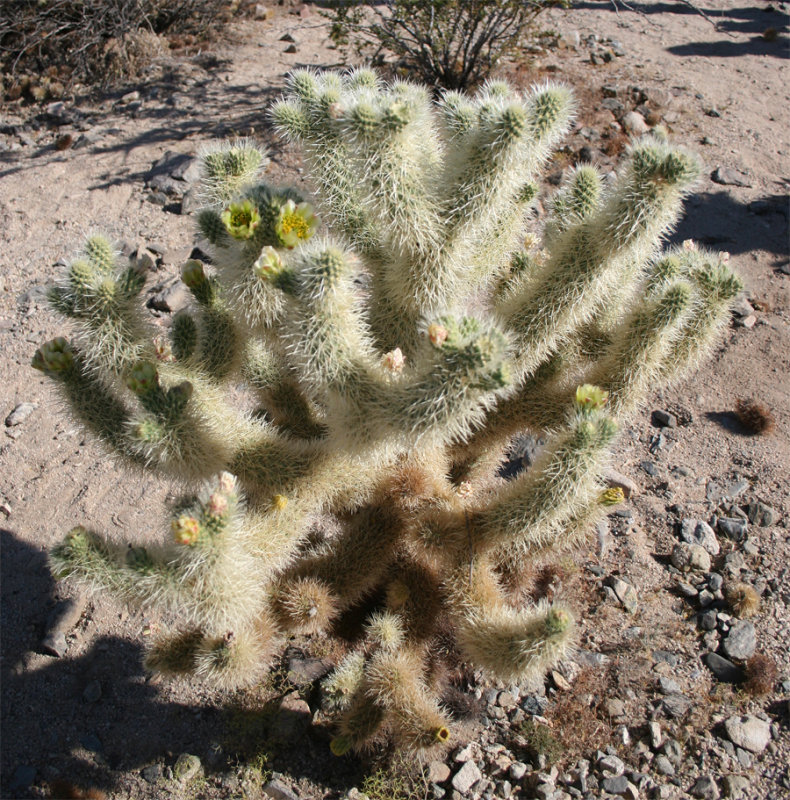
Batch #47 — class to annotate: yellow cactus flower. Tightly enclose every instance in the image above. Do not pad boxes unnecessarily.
[574,384,608,412]
[221,199,261,240]
[172,515,200,546]
[252,246,284,280]
[275,200,319,248]
[32,337,74,374]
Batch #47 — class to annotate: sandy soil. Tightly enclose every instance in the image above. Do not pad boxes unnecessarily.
[1,1,788,798]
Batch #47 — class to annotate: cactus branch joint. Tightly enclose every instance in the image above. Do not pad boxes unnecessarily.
[36,69,740,753]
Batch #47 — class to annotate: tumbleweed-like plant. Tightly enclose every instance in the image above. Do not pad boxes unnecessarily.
[35,68,740,754]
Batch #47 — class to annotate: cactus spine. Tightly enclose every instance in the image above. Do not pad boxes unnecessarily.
[37,70,740,754]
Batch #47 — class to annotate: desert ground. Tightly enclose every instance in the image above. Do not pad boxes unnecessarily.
[1,1,788,798]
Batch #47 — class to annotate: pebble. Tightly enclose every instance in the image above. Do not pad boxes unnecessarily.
[263,779,300,800]
[723,715,770,753]
[652,409,677,428]
[600,775,629,795]
[598,754,625,777]
[286,654,332,685]
[654,755,674,776]
[711,167,752,187]
[452,761,482,793]
[746,501,777,527]
[658,676,681,695]
[680,519,720,555]
[148,281,190,313]
[610,578,638,613]
[428,761,451,783]
[691,775,720,800]
[699,610,718,630]
[622,111,649,135]
[661,693,691,718]
[174,753,201,782]
[717,518,748,541]
[648,721,663,750]
[5,402,37,426]
[41,593,87,657]
[671,542,711,572]
[142,764,162,783]
[602,469,638,498]
[722,775,749,799]
[703,652,744,683]
[271,692,311,741]
[677,581,698,598]
[722,620,756,660]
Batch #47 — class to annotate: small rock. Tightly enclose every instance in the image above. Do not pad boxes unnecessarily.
[722,620,756,660]
[174,753,201,783]
[254,3,272,19]
[745,501,777,527]
[658,676,680,695]
[452,761,482,794]
[654,755,674,776]
[680,519,720,555]
[691,775,720,800]
[652,409,677,428]
[737,314,756,328]
[652,650,679,667]
[708,573,724,592]
[711,167,752,187]
[5,402,37,426]
[641,460,658,476]
[280,32,295,42]
[428,761,451,784]
[601,775,629,795]
[722,774,749,799]
[263,779,300,800]
[661,693,691,718]
[284,44,298,53]
[271,692,311,741]
[610,578,638,613]
[598,754,625,777]
[718,518,746,542]
[671,542,711,572]
[605,698,625,718]
[601,97,625,115]
[142,764,162,783]
[83,679,102,703]
[730,297,754,317]
[648,721,663,750]
[287,654,331,685]
[41,593,87,657]
[703,652,744,683]
[147,282,190,313]
[723,715,770,753]
[616,478,645,514]
[509,761,528,781]
[80,733,102,752]
[121,90,140,104]
[622,111,650,135]
[699,610,718,631]
[676,580,698,598]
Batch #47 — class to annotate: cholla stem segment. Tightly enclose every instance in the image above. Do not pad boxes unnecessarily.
[39,70,739,755]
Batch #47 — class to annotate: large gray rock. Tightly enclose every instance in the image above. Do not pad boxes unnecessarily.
[680,519,720,555]
[722,620,756,660]
[452,761,482,794]
[723,715,770,753]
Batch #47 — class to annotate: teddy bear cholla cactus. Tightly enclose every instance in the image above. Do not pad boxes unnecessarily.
[36,68,740,754]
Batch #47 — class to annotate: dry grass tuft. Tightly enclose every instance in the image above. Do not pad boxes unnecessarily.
[726,582,761,618]
[744,653,778,696]
[735,398,775,435]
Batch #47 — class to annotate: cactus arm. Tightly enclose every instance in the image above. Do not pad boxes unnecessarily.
[501,139,701,379]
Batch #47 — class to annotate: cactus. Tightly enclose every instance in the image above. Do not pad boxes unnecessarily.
[36,71,740,754]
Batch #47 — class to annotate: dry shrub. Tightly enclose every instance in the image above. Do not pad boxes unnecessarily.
[744,653,778,697]
[325,0,570,91]
[1,0,233,95]
[545,667,613,758]
[726,582,761,619]
[735,398,775,435]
